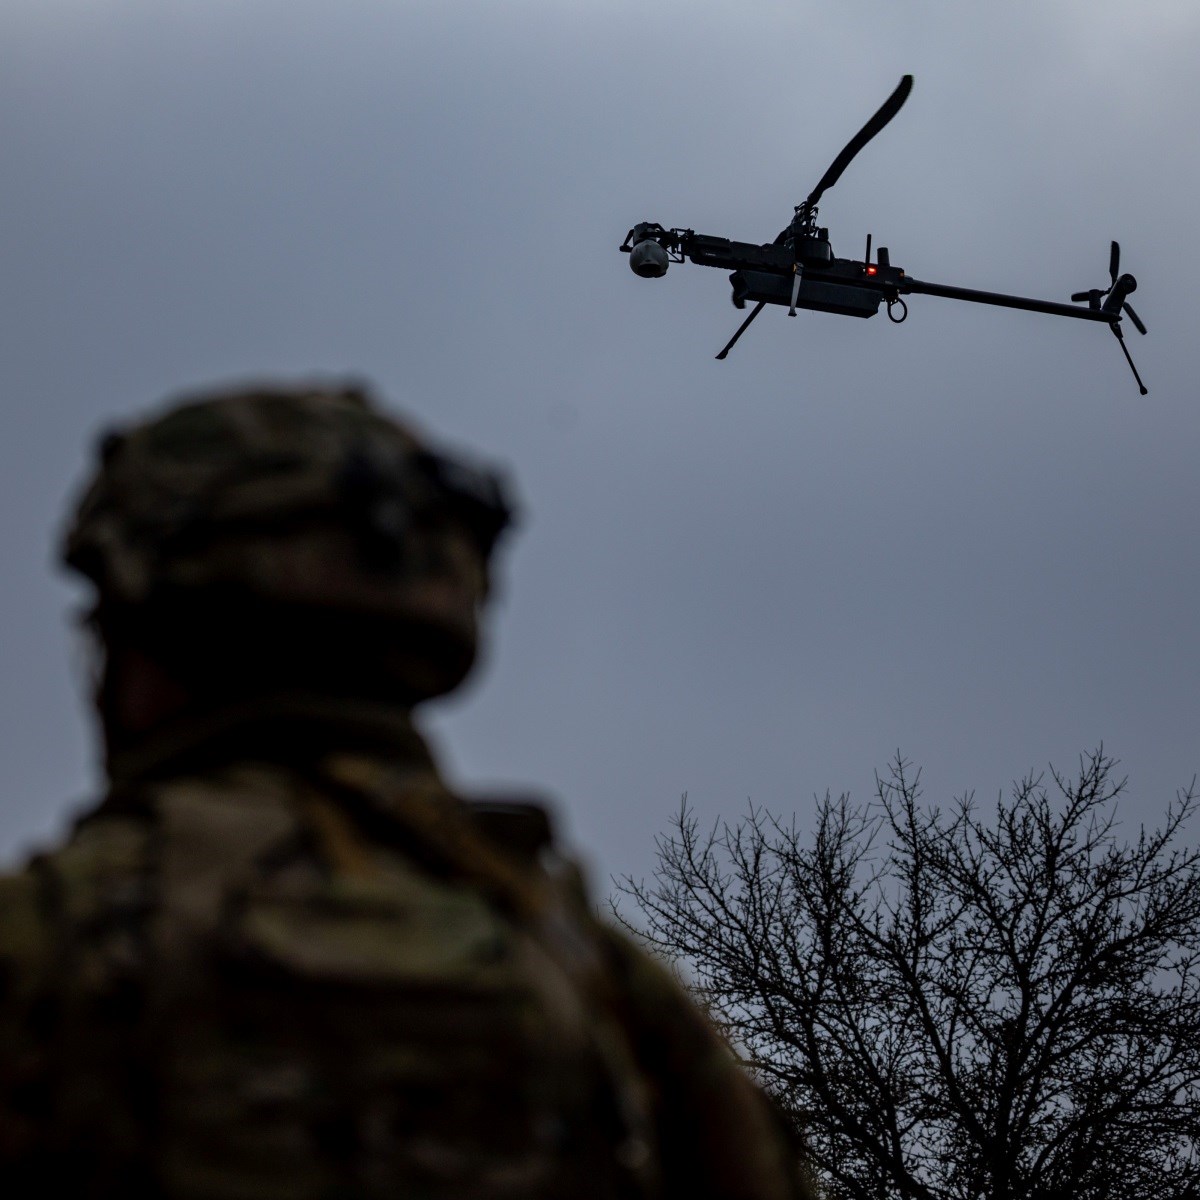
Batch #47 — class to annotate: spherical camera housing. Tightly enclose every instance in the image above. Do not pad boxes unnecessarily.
[629,239,670,278]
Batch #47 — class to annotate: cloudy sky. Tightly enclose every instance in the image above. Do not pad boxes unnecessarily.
[2,1,1197,888]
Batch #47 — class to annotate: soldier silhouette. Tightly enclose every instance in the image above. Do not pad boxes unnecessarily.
[0,382,811,1199]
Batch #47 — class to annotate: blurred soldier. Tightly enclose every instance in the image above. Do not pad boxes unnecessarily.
[0,383,811,1199]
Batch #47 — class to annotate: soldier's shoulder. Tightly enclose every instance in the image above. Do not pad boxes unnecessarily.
[0,856,53,985]
[0,806,156,1043]
[0,809,148,938]
[466,795,555,861]
[7,766,306,934]
[462,792,705,1013]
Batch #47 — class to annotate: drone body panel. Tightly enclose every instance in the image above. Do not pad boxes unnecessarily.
[732,269,882,318]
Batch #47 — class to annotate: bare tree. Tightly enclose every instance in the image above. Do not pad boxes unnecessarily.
[615,751,1200,1200]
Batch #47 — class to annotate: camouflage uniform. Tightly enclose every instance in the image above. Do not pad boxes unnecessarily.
[0,385,811,1199]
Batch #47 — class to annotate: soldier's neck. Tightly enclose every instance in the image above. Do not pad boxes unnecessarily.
[102,651,435,785]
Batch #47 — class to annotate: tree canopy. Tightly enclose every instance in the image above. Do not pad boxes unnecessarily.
[616,751,1200,1200]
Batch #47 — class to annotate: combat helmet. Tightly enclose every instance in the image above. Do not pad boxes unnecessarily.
[63,382,514,712]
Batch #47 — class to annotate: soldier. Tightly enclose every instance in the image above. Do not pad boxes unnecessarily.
[0,382,812,1199]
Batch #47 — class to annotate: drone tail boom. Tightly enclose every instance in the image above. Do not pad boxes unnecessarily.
[898,277,1114,323]
[900,272,1148,394]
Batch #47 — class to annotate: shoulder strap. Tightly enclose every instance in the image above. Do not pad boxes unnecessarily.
[317,753,553,921]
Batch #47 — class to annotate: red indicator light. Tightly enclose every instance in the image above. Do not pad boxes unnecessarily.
[866,265,878,276]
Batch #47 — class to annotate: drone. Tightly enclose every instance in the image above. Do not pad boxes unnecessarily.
[620,76,1148,394]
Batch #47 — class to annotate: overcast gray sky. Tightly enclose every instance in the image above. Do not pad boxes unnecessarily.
[2,0,1198,888]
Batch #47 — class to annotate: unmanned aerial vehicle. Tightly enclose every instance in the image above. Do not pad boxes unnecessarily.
[620,76,1148,393]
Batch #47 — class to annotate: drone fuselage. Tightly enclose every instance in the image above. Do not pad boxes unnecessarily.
[623,224,909,319]
[622,222,1125,326]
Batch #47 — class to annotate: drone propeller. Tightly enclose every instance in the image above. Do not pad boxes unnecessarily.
[1071,241,1146,332]
[1123,302,1147,336]
[801,75,914,216]
[772,75,914,247]
[1072,241,1119,306]
[1069,241,1149,393]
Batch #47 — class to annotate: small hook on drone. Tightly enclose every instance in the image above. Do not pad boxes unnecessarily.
[887,297,908,324]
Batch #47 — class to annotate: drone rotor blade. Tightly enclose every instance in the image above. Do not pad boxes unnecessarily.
[715,301,766,360]
[802,75,914,212]
[1123,302,1147,335]
[1109,240,1120,285]
[1072,290,1097,303]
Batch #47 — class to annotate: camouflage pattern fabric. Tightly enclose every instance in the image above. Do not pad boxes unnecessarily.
[64,384,511,613]
[0,711,811,1200]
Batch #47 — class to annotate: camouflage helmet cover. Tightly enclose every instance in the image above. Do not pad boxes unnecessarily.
[63,382,514,698]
